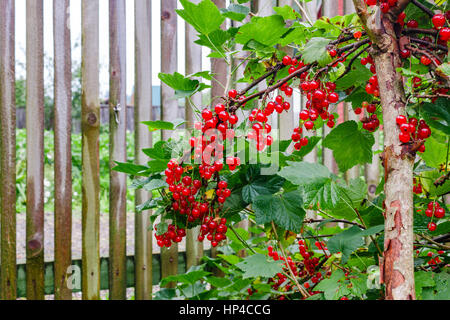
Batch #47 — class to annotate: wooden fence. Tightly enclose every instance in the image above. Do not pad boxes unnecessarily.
[0,0,379,300]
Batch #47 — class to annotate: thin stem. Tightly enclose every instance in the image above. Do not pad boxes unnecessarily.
[229,225,256,254]
[271,221,310,298]
[411,0,434,18]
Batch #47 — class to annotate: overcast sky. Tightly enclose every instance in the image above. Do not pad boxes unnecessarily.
[14,0,211,100]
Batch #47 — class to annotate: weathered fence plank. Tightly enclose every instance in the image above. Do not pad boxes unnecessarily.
[278,0,295,141]
[53,0,73,300]
[160,0,179,286]
[0,0,17,300]
[210,0,227,276]
[185,0,204,269]
[81,0,101,300]
[26,0,45,300]
[108,0,128,300]
[134,0,153,300]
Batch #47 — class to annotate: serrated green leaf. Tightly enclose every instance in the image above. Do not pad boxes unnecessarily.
[177,0,225,35]
[253,190,306,233]
[323,121,375,172]
[112,161,148,176]
[143,179,168,191]
[278,161,331,186]
[302,37,330,65]
[328,225,383,263]
[235,254,284,279]
[242,174,285,203]
[235,15,288,47]
[420,132,449,169]
[274,5,300,20]
[136,198,160,212]
[158,72,208,98]
[220,3,250,21]
[420,98,450,135]
[314,269,348,300]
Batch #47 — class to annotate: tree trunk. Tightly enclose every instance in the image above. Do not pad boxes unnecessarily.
[353,0,415,300]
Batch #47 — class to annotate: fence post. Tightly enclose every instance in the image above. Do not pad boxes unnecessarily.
[53,0,72,300]
[109,0,128,300]
[134,0,153,300]
[0,0,17,301]
[185,0,204,270]
[81,0,101,300]
[26,0,45,300]
[278,0,295,141]
[210,0,227,276]
[160,0,179,286]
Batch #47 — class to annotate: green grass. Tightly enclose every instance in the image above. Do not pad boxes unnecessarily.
[15,127,156,214]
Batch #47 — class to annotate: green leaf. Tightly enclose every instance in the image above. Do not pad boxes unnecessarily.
[252,190,306,233]
[177,0,225,35]
[158,72,209,98]
[278,161,331,186]
[220,3,250,21]
[323,120,375,172]
[143,179,168,191]
[196,28,231,55]
[278,23,308,46]
[242,174,285,203]
[302,37,331,66]
[235,254,284,279]
[217,254,241,265]
[141,120,175,132]
[328,225,383,263]
[335,62,372,90]
[349,274,368,298]
[160,270,210,286]
[420,169,450,197]
[278,161,342,210]
[331,178,368,220]
[436,62,450,77]
[420,132,449,169]
[112,161,148,175]
[314,269,349,300]
[136,198,160,212]
[206,276,232,288]
[415,271,435,299]
[142,141,171,161]
[420,98,450,135]
[235,15,288,47]
[274,5,300,20]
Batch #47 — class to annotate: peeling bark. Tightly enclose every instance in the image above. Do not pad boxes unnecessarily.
[353,0,415,300]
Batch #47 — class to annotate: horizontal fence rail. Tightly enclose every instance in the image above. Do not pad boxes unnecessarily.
[14,250,212,298]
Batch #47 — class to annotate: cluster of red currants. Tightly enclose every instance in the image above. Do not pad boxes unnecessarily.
[413,178,423,194]
[432,13,450,41]
[425,201,446,232]
[424,250,446,266]
[395,115,431,149]
[247,106,275,152]
[361,56,380,97]
[161,157,232,247]
[358,101,381,132]
[267,246,296,294]
[155,224,186,248]
[198,216,228,247]
[298,240,322,278]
